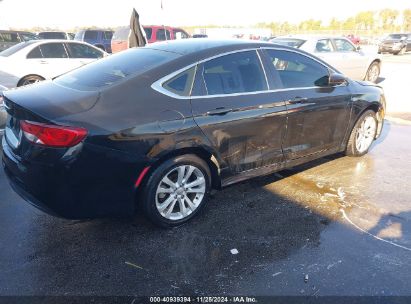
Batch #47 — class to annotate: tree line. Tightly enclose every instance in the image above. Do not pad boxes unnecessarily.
[255,8,411,35]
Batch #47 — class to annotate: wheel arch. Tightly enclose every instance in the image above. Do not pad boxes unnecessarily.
[17,74,46,87]
[363,59,381,80]
[137,146,223,194]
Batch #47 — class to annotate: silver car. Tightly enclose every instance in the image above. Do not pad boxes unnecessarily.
[271,36,381,83]
[0,85,7,135]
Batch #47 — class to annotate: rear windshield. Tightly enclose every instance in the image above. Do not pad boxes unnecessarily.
[0,41,36,57]
[55,48,179,90]
[39,32,66,39]
[272,38,306,48]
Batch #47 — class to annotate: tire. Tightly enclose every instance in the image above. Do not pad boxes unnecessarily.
[399,47,406,55]
[141,154,211,228]
[365,61,380,83]
[18,75,45,87]
[345,110,378,157]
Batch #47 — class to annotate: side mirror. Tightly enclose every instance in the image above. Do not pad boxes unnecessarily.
[400,36,407,41]
[329,73,347,86]
[356,45,361,51]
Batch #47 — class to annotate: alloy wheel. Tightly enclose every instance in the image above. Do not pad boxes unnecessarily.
[355,116,377,153]
[155,165,206,221]
[367,64,379,83]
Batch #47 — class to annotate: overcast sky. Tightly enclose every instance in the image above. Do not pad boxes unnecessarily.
[1,0,410,29]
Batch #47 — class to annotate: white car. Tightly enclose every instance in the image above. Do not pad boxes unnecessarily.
[0,40,107,88]
[271,36,382,83]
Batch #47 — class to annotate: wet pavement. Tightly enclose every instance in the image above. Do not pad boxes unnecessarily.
[1,119,410,297]
[1,61,411,297]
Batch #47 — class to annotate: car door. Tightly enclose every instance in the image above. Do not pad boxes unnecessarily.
[26,43,74,78]
[332,38,367,79]
[190,50,287,174]
[65,42,104,68]
[263,49,352,160]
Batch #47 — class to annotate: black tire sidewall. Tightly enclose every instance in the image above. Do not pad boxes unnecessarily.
[142,155,211,228]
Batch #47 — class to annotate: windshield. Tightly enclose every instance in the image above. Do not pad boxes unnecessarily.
[271,38,306,48]
[0,41,36,57]
[55,48,180,90]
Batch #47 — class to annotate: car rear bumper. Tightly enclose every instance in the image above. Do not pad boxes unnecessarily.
[2,137,145,219]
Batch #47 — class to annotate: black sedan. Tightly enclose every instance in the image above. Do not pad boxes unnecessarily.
[0,85,7,135]
[1,40,386,227]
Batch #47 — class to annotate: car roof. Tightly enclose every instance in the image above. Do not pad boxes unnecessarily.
[146,39,282,56]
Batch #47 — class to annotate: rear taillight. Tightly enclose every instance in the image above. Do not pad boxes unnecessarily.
[20,120,87,148]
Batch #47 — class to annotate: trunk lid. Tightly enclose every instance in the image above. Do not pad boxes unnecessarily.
[3,80,100,122]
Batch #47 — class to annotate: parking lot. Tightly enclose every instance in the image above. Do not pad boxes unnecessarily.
[1,53,411,297]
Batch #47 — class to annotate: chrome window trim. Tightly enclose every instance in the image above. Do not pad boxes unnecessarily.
[151,46,347,100]
[256,49,270,90]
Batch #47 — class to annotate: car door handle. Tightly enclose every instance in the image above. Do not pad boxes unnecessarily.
[287,97,308,105]
[39,60,48,64]
[206,107,233,116]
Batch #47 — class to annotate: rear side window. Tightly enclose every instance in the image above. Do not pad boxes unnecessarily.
[156,29,170,41]
[163,67,196,96]
[144,28,152,40]
[27,46,43,58]
[334,39,356,52]
[200,50,267,95]
[266,49,330,88]
[40,43,68,58]
[66,43,103,58]
[84,31,98,40]
[103,31,113,40]
[316,39,333,52]
[55,48,179,90]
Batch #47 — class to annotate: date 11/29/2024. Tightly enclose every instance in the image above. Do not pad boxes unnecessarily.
[149,296,257,303]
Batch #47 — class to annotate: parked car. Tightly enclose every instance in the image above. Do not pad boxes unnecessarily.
[0,85,6,135]
[271,36,382,83]
[0,40,106,88]
[111,25,190,54]
[192,34,208,38]
[378,33,411,55]
[1,40,386,227]
[0,30,38,52]
[346,34,360,45]
[38,31,71,40]
[74,29,113,53]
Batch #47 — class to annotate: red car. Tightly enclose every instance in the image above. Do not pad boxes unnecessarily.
[111,25,190,54]
[346,34,360,45]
